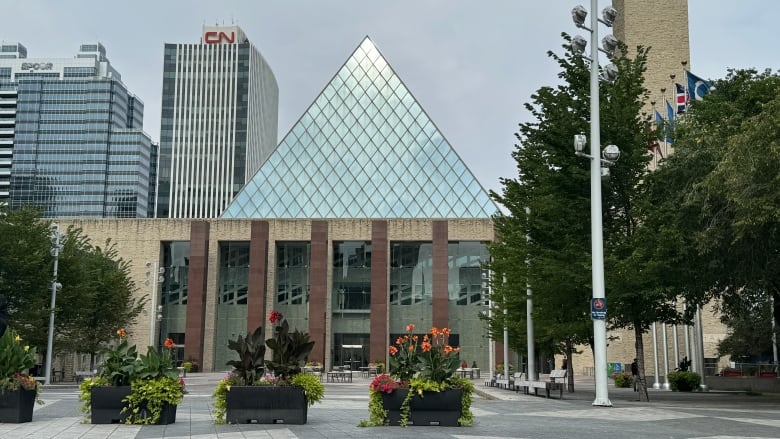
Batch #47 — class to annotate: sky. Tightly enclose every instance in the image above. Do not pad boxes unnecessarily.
[3,0,778,197]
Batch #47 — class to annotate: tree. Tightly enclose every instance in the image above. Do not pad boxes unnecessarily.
[488,36,655,395]
[640,69,780,364]
[0,207,145,366]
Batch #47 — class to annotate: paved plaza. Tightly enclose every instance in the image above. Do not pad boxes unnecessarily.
[2,372,780,438]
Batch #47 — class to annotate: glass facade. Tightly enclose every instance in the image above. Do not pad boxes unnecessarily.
[215,241,250,366]
[389,242,434,336]
[332,241,371,368]
[0,45,154,218]
[446,242,490,369]
[158,241,190,359]
[275,242,311,332]
[222,37,497,219]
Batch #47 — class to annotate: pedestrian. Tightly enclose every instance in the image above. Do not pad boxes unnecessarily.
[631,358,639,392]
[561,357,568,370]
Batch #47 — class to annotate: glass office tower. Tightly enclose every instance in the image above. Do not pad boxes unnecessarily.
[0,42,155,218]
[156,26,279,218]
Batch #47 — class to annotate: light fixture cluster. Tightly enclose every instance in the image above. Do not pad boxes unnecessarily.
[571,5,619,82]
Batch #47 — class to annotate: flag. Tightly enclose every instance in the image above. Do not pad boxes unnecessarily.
[675,83,687,114]
[665,101,675,143]
[686,71,714,101]
[649,111,664,158]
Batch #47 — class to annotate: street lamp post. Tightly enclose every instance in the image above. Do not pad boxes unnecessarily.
[44,223,63,386]
[572,0,619,407]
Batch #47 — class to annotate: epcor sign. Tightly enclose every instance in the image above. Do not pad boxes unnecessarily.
[204,31,235,44]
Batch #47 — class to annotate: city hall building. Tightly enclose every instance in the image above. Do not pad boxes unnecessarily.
[62,37,498,373]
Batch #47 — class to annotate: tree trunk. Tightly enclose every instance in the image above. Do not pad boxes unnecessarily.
[634,325,650,402]
[565,341,575,393]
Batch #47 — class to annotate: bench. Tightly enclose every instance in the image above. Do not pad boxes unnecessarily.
[325,370,353,383]
[527,369,567,399]
[512,372,530,393]
[495,373,512,389]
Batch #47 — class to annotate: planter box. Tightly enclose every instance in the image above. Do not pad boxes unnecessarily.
[226,386,307,424]
[0,388,36,423]
[91,386,132,424]
[381,388,463,426]
[133,402,178,425]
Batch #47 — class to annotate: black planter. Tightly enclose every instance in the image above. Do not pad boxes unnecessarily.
[226,386,307,424]
[133,402,178,424]
[0,387,36,423]
[91,386,131,424]
[381,388,463,426]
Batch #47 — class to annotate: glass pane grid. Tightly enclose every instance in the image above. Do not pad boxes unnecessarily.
[221,37,496,219]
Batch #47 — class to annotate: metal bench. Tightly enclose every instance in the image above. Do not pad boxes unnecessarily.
[527,369,567,399]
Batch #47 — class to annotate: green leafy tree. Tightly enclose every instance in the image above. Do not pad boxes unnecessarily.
[642,69,780,362]
[489,36,657,397]
[0,208,144,366]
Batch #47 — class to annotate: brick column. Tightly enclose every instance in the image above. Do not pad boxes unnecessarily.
[184,221,209,367]
[246,221,269,333]
[370,221,388,365]
[309,221,328,365]
[432,220,448,329]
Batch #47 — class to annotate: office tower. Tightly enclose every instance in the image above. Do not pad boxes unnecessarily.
[0,42,155,218]
[156,25,279,218]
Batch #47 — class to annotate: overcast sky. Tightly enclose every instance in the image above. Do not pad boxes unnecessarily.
[3,1,777,197]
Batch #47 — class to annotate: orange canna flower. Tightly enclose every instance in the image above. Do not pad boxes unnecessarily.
[444,345,453,354]
[430,327,439,337]
[408,345,415,352]
[421,342,432,352]
[116,328,127,338]
[423,334,429,342]
[441,327,451,336]
[164,338,176,349]
[396,337,403,345]
[389,346,398,355]
[406,323,415,332]
[412,335,418,341]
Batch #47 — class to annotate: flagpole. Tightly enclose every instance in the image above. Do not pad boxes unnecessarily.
[660,88,668,158]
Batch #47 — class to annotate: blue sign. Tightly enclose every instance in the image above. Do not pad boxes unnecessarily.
[591,298,606,320]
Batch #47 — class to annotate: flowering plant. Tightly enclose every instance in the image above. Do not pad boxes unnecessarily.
[0,329,41,397]
[388,324,460,384]
[213,310,324,423]
[369,373,399,394]
[97,328,138,386]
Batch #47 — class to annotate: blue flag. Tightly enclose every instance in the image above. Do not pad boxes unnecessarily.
[665,101,675,143]
[687,71,714,101]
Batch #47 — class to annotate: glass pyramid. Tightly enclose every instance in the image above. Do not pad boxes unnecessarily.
[222,37,498,219]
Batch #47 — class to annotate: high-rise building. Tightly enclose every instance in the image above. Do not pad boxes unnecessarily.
[0,42,155,218]
[156,25,279,218]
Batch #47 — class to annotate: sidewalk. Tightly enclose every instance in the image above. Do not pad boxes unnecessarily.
[4,372,779,438]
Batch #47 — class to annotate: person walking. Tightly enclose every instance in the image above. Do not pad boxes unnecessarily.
[631,358,639,392]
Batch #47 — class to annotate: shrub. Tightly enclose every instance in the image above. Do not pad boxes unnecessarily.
[668,371,701,392]
[613,372,632,388]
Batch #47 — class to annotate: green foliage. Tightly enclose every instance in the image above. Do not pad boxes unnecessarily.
[97,337,138,387]
[668,371,701,392]
[123,376,184,424]
[181,362,193,373]
[134,346,179,381]
[78,376,110,418]
[226,326,266,386]
[290,372,325,406]
[265,316,315,383]
[0,329,36,381]
[210,374,240,424]
[360,375,474,427]
[0,208,144,362]
[613,372,632,388]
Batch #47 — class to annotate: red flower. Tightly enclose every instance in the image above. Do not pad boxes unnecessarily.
[164,338,175,349]
[269,310,284,323]
[116,328,127,338]
[389,346,398,355]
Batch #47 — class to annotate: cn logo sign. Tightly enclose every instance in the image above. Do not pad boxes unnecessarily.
[204,31,235,44]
